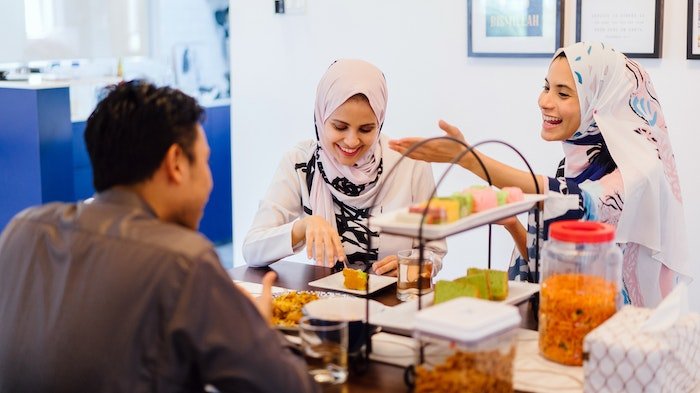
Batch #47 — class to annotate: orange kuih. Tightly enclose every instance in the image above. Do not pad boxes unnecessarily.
[343,268,368,290]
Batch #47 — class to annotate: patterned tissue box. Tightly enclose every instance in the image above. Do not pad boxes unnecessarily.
[583,306,700,393]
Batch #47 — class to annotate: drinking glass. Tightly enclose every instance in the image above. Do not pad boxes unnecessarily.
[396,249,434,301]
[299,316,349,385]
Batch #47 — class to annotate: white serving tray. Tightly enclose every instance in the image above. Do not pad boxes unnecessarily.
[372,194,548,240]
[369,280,540,336]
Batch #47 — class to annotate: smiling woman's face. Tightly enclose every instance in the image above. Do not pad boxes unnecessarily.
[538,56,581,142]
[322,95,379,166]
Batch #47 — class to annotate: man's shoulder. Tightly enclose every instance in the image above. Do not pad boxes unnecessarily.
[137,221,215,261]
[12,201,74,222]
[8,200,215,267]
[99,210,215,265]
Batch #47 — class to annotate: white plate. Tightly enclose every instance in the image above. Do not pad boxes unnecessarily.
[272,290,352,332]
[370,280,540,335]
[371,194,548,240]
[308,271,397,295]
[233,280,289,297]
[303,297,388,322]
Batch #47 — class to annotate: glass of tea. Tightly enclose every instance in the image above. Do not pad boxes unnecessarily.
[396,249,434,301]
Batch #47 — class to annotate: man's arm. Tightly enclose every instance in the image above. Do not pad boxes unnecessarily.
[167,250,320,393]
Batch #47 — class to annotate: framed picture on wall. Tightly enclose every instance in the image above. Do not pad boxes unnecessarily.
[467,0,563,58]
[576,0,663,58]
[689,0,700,59]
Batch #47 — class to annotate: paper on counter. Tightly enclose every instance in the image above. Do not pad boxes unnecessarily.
[513,329,584,393]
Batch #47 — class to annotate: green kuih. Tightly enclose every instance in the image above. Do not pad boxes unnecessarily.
[434,280,480,304]
[496,190,508,206]
[451,192,474,217]
[467,268,509,301]
[455,274,489,300]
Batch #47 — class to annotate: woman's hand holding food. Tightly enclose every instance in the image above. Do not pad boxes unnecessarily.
[292,215,346,267]
[372,255,399,276]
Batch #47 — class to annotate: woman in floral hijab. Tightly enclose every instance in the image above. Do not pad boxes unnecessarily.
[390,42,689,307]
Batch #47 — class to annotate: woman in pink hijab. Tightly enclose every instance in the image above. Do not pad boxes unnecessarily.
[243,59,446,276]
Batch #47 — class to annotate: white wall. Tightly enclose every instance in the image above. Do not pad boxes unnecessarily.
[231,0,700,310]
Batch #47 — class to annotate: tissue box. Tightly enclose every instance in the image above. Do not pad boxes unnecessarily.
[583,306,700,392]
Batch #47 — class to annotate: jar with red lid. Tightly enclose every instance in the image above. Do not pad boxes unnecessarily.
[538,220,622,366]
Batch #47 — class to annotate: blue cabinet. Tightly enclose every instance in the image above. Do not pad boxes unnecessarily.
[1,85,232,245]
[199,105,233,245]
[71,121,93,200]
[0,86,74,229]
[70,106,232,244]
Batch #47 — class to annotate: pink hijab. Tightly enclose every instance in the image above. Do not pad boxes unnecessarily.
[310,59,389,228]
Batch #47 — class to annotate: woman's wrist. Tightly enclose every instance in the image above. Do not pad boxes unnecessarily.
[291,217,307,246]
[459,148,478,171]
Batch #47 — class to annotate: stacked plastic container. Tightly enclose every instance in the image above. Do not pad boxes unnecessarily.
[413,297,521,393]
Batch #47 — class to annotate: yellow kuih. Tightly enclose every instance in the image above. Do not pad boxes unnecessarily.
[343,268,368,290]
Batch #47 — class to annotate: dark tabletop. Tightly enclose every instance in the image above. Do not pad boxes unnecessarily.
[230,261,411,392]
[230,261,539,392]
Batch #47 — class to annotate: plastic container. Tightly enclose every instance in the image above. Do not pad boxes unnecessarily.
[539,220,622,366]
[413,297,521,393]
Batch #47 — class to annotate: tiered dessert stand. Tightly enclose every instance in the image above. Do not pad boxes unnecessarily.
[357,136,544,385]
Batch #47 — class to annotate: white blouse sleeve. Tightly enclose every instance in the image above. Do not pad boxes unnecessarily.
[242,150,308,267]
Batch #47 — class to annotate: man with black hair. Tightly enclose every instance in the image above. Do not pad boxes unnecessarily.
[0,80,319,393]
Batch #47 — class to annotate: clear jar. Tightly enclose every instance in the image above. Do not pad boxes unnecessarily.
[539,220,622,366]
[413,297,520,393]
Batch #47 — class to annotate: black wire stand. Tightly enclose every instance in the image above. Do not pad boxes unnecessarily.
[354,136,543,382]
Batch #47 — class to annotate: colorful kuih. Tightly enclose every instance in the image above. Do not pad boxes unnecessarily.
[398,186,525,225]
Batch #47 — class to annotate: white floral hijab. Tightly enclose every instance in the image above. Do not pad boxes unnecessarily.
[558,42,689,279]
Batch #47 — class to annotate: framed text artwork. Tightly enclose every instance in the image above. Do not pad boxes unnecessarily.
[576,0,664,58]
[467,0,564,58]
[689,0,700,59]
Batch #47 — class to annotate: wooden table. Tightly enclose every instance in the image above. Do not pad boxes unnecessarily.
[230,261,544,392]
[231,261,403,306]
[230,261,412,392]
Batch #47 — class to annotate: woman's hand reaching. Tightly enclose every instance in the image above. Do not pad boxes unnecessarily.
[388,120,472,165]
[292,215,346,267]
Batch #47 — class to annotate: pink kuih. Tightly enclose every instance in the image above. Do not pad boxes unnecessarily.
[502,187,524,203]
[469,188,498,212]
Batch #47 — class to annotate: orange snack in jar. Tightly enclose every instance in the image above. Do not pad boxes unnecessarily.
[539,273,617,366]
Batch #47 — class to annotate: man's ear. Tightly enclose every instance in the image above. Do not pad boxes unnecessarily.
[162,143,186,185]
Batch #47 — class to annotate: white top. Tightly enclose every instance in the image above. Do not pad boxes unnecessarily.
[243,139,447,269]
